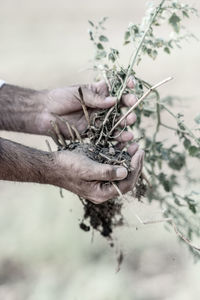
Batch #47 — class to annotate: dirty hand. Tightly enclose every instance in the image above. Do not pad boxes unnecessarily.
[51,145,144,204]
[37,78,137,144]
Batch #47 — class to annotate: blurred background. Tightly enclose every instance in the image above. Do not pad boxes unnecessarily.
[0,0,200,299]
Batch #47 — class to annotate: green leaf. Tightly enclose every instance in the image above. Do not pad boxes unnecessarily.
[169,13,181,33]
[88,30,94,41]
[99,17,108,25]
[194,114,200,124]
[97,43,104,50]
[158,173,171,192]
[182,11,189,18]
[99,35,109,42]
[124,31,130,41]
[95,50,107,60]
[183,138,191,150]
[164,47,170,54]
[168,152,185,171]
[124,41,131,45]
[88,20,94,27]
[189,146,200,157]
[189,203,197,214]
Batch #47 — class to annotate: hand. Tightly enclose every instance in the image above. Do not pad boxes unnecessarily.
[50,145,144,204]
[36,78,137,145]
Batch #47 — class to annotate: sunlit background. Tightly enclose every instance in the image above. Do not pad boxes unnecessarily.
[0,0,200,299]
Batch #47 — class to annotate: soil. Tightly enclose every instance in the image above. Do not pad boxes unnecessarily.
[64,141,146,241]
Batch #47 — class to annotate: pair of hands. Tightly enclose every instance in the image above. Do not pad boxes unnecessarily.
[37,79,144,203]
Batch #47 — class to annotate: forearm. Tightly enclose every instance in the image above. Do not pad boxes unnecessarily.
[0,137,54,184]
[0,84,44,133]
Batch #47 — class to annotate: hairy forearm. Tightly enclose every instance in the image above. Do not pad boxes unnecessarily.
[0,84,44,133]
[0,137,54,184]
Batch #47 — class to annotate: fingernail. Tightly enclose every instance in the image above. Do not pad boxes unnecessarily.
[116,167,127,179]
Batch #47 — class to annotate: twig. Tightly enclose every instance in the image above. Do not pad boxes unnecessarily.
[109,77,173,135]
[161,103,200,147]
[77,87,91,129]
[71,125,83,142]
[56,116,75,141]
[48,129,62,147]
[65,120,75,141]
[112,182,124,200]
[45,139,52,152]
[50,120,67,147]
[141,172,152,188]
[116,0,166,101]
[135,213,200,252]
[170,220,200,252]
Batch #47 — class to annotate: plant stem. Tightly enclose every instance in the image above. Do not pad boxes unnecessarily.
[116,0,166,101]
[161,103,200,147]
[109,77,173,135]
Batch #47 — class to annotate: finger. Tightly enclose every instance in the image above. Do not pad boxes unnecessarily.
[92,80,109,97]
[89,163,128,182]
[82,82,117,109]
[122,94,138,107]
[115,131,134,142]
[127,76,136,89]
[120,112,137,127]
[89,182,119,204]
[127,142,139,156]
[118,149,144,193]
[83,88,117,109]
[115,142,126,151]
[130,149,144,172]
[89,150,145,204]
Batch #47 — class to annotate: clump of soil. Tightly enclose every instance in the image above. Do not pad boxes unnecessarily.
[80,199,124,238]
[66,141,132,240]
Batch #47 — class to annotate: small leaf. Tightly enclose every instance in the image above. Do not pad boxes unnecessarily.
[88,20,94,27]
[189,146,200,157]
[182,11,189,18]
[164,47,170,54]
[108,53,115,63]
[97,43,104,50]
[88,30,94,41]
[168,152,185,171]
[124,41,131,45]
[183,138,191,150]
[95,50,107,60]
[99,35,109,42]
[189,203,197,214]
[169,13,181,33]
[124,31,130,41]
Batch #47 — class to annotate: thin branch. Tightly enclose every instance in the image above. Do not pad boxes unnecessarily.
[71,125,83,142]
[78,87,91,129]
[48,129,62,148]
[109,77,173,135]
[116,0,166,101]
[170,220,200,252]
[161,103,200,147]
[50,120,67,147]
[45,139,52,152]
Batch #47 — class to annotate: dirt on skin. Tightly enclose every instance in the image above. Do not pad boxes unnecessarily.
[65,142,147,240]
